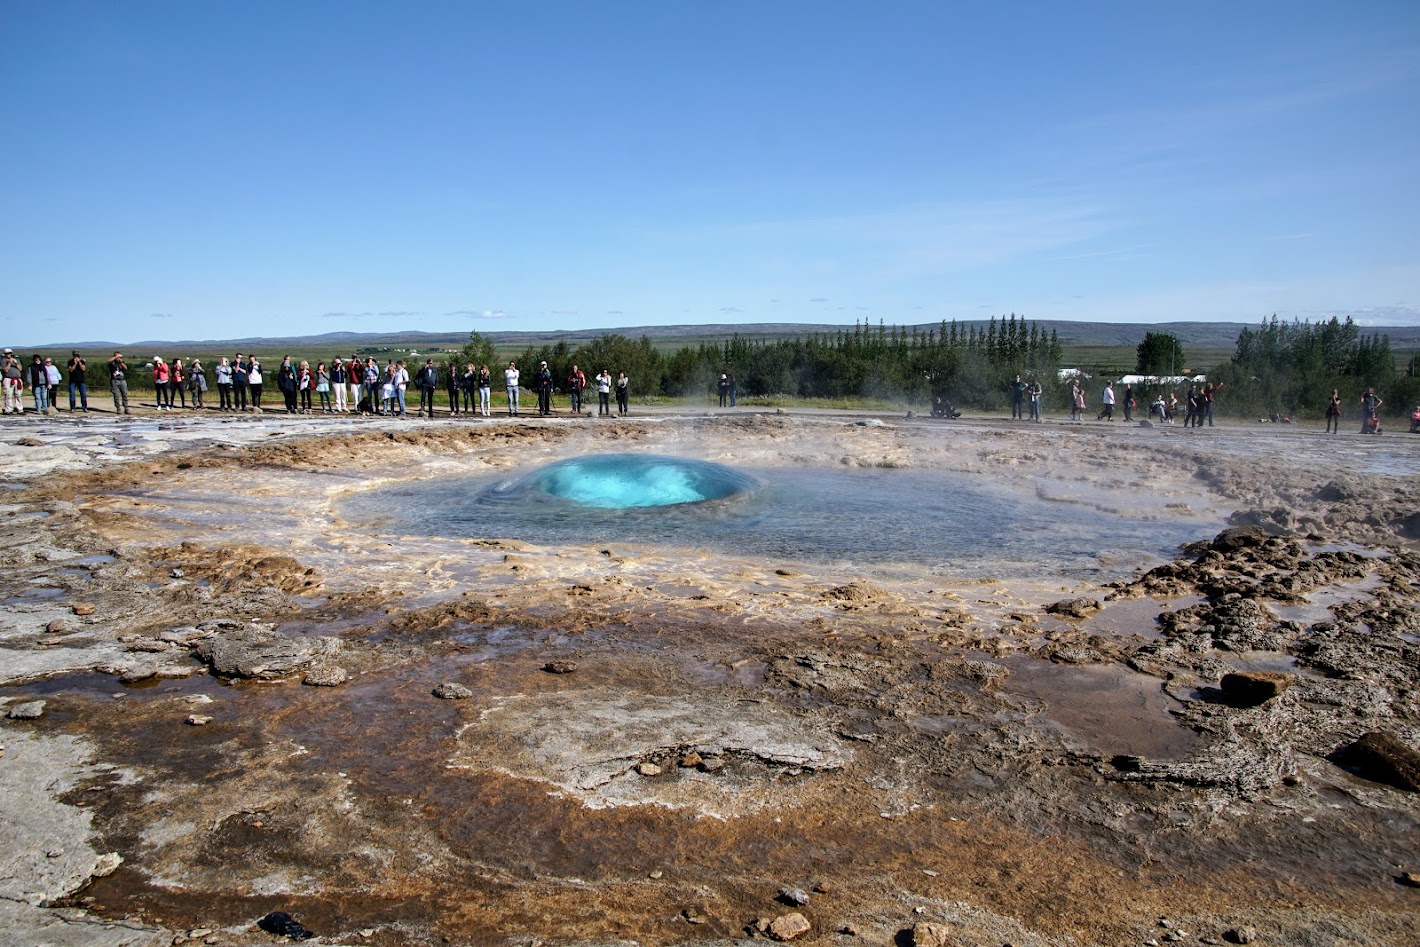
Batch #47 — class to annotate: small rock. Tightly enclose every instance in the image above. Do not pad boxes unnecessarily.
[185,715,213,726]
[1220,671,1295,707]
[432,682,473,700]
[16,436,44,447]
[46,850,63,858]
[838,924,858,936]
[635,761,662,776]
[698,756,725,773]
[185,694,214,705]
[679,752,703,768]
[1401,871,1420,887]
[542,661,578,674]
[91,853,123,877]
[767,912,811,941]
[648,870,663,879]
[1222,928,1256,945]
[71,602,96,616]
[7,700,46,720]
[303,664,349,686]
[1336,731,1420,791]
[46,619,77,634]
[777,887,811,906]
[171,568,185,579]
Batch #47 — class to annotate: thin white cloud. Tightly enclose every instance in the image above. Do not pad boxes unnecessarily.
[150,312,173,319]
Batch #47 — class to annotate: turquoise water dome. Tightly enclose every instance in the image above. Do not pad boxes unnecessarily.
[499,454,756,508]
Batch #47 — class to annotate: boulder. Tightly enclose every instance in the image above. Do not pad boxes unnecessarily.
[192,625,335,680]
[432,682,473,700]
[6,700,46,720]
[1220,671,1295,707]
[1045,597,1101,619]
[1211,525,1271,551]
[1336,731,1420,791]
[912,922,960,947]
[767,912,811,941]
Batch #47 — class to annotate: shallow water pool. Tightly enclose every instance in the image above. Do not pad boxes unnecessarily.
[341,454,1216,578]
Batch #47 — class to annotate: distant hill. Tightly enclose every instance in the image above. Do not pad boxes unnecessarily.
[33,319,1420,355]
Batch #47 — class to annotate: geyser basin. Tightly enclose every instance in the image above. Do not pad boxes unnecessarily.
[341,453,1217,577]
[497,454,756,508]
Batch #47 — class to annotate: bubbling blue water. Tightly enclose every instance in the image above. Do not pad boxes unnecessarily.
[500,454,755,508]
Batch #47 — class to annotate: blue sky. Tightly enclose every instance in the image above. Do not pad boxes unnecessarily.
[3,1,1418,346]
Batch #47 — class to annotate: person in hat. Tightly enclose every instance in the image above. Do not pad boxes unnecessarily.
[107,352,130,414]
[536,360,553,416]
[66,351,89,411]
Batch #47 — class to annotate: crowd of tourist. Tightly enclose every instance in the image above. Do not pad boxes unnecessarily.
[0,349,636,420]
[1,346,1412,432]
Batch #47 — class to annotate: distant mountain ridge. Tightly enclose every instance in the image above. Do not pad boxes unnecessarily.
[33,319,1420,353]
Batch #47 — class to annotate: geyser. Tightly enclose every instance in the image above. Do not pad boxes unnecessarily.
[495,454,756,508]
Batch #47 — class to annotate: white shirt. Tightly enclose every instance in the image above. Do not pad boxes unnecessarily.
[1103,386,1116,406]
[505,367,519,387]
[596,372,611,393]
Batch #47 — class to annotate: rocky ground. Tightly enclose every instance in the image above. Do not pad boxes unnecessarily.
[1,408,1417,947]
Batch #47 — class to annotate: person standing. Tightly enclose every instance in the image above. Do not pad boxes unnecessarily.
[107,351,130,414]
[43,357,62,412]
[28,355,49,413]
[504,361,520,416]
[1202,382,1222,426]
[1324,388,1342,434]
[66,352,89,412]
[1122,384,1134,422]
[347,354,363,411]
[445,360,461,415]
[596,369,611,416]
[568,364,586,414]
[461,363,476,414]
[1010,374,1026,420]
[615,371,630,416]
[152,357,170,410]
[215,357,233,410]
[535,360,553,416]
[248,358,264,410]
[330,358,347,413]
[189,359,207,409]
[1360,388,1382,434]
[298,360,314,414]
[1097,381,1115,420]
[174,359,190,408]
[416,359,438,417]
[476,364,492,416]
[363,358,380,413]
[232,355,249,411]
[277,357,297,413]
[1069,380,1083,421]
[718,373,730,407]
[2,349,23,414]
[1027,377,1043,422]
[394,360,409,417]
